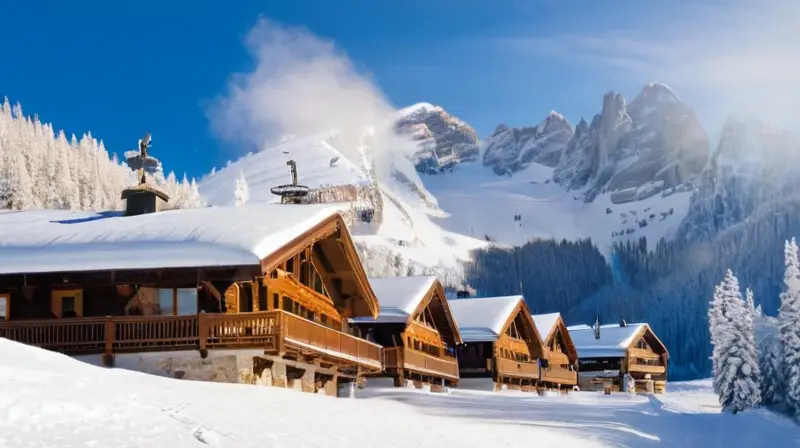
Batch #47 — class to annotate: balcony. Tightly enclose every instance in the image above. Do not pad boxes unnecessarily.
[0,310,383,372]
[541,366,577,385]
[628,363,666,375]
[384,346,459,381]
[495,357,539,380]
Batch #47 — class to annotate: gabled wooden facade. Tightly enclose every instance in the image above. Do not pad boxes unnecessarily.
[352,276,462,389]
[569,322,669,394]
[532,313,578,389]
[449,296,545,392]
[0,205,383,396]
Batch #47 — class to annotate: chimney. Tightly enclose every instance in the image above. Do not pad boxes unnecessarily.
[121,132,170,216]
[620,319,628,328]
[593,315,601,340]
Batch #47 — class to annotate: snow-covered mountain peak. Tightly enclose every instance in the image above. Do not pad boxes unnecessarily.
[554,85,708,204]
[482,111,575,175]
[397,102,444,118]
[394,103,479,174]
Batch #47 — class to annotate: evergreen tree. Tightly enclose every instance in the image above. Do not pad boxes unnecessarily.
[746,288,757,317]
[759,322,784,406]
[779,238,800,417]
[234,171,249,207]
[712,269,762,413]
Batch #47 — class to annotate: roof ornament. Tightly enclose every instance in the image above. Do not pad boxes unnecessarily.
[593,315,600,340]
[270,160,310,204]
[124,132,162,185]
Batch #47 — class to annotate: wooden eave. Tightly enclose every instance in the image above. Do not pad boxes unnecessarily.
[407,279,463,345]
[259,212,380,319]
[625,324,669,361]
[498,299,545,358]
[542,315,579,362]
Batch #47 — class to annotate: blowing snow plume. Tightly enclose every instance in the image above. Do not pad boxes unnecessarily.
[207,18,412,172]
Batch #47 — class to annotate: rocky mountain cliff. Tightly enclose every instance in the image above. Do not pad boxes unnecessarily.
[395,103,480,174]
[677,117,800,240]
[553,83,709,203]
[482,111,574,175]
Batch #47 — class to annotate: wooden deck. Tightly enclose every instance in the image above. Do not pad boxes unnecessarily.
[540,366,577,386]
[0,311,383,372]
[383,346,459,381]
[495,357,539,380]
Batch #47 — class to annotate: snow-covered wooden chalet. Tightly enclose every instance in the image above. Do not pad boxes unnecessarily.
[531,312,578,390]
[0,198,384,396]
[568,321,668,393]
[448,296,545,391]
[352,276,462,389]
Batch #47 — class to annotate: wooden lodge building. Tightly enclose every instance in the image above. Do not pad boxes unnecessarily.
[351,276,462,389]
[531,313,578,390]
[448,296,545,392]
[0,198,385,397]
[568,321,669,394]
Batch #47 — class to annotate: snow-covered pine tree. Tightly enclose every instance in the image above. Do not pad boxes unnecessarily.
[234,171,249,207]
[746,288,757,317]
[711,269,762,413]
[709,282,732,396]
[779,238,800,417]
[760,324,785,406]
[0,98,204,212]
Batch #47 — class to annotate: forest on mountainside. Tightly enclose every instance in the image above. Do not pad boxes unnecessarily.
[465,196,800,380]
[0,98,204,211]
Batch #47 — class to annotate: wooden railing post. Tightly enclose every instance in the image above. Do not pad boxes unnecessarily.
[102,316,114,367]
[198,313,208,358]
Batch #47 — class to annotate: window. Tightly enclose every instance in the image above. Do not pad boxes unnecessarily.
[282,296,293,312]
[158,289,174,315]
[286,257,295,276]
[62,296,76,317]
[320,314,328,326]
[51,289,83,318]
[0,294,7,320]
[258,284,268,311]
[176,288,198,315]
[273,293,280,310]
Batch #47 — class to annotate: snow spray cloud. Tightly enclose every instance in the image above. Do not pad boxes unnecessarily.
[493,2,800,134]
[207,17,414,173]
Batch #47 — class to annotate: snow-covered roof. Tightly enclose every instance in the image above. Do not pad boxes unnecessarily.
[351,276,438,324]
[448,296,522,343]
[568,323,647,358]
[0,204,344,274]
[532,312,561,341]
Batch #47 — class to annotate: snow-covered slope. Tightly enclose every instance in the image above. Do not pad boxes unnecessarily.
[198,133,487,284]
[422,161,691,251]
[199,133,370,206]
[678,117,800,240]
[3,338,796,447]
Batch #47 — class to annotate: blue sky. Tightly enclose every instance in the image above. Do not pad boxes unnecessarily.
[2,1,797,179]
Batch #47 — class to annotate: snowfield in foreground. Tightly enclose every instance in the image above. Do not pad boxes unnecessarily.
[2,339,798,448]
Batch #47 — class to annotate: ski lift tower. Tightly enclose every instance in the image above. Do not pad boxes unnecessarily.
[270,160,310,204]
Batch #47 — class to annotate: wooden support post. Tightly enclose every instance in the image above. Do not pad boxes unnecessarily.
[102,316,114,367]
[198,312,208,358]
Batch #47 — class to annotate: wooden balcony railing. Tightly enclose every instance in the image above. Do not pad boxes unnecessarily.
[628,363,666,375]
[0,311,382,371]
[541,366,578,385]
[495,357,540,379]
[384,346,459,381]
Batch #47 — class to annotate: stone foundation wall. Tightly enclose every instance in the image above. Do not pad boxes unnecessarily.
[77,350,341,397]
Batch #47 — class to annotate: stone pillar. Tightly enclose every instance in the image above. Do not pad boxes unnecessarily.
[324,375,338,397]
[301,367,316,393]
[271,361,288,388]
